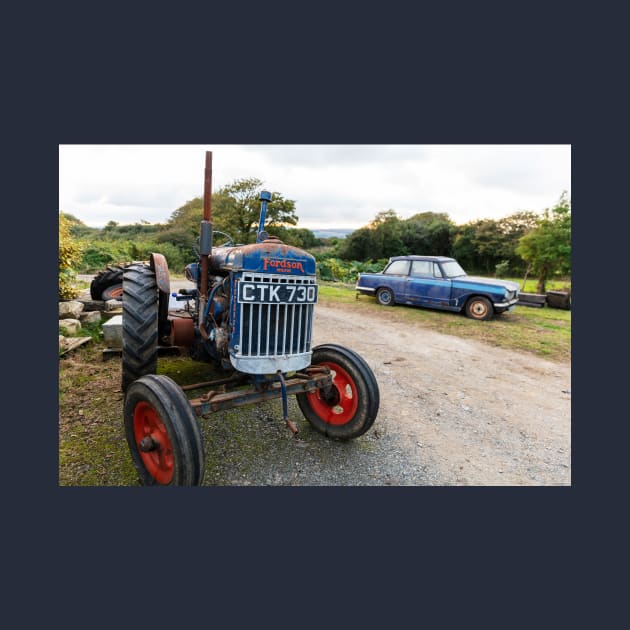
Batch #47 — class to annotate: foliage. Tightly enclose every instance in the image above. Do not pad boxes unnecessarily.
[316,257,387,283]
[495,260,510,278]
[452,211,539,275]
[211,178,298,244]
[78,238,190,275]
[337,210,455,262]
[59,213,83,299]
[516,193,571,293]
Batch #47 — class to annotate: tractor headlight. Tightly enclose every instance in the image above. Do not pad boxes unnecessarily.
[184,263,200,283]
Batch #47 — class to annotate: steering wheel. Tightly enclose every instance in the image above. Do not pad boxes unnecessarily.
[212,231,234,247]
[193,231,235,257]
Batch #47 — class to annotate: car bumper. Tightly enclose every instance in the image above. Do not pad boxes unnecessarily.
[493,297,519,309]
[355,285,375,293]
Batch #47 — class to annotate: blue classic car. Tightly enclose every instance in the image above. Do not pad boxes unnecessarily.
[355,256,519,320]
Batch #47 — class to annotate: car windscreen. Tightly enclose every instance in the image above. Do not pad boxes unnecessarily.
[440,261,467,278]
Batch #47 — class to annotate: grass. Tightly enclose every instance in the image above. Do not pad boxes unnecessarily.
[58,340,315,486]
[501,276,571,294]
[318,281,571,362]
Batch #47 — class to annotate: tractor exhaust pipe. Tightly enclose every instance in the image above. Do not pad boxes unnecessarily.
[199,151,213,340]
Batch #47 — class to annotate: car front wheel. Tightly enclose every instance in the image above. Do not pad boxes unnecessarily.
[465,296,493,320]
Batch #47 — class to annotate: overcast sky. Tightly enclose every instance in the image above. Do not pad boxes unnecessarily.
[58,144,571,230]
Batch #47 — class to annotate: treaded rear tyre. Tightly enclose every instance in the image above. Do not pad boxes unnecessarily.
[122,264,158,392]
[90,265,125,300]
[297,343,379,440]
[124,375,205,486]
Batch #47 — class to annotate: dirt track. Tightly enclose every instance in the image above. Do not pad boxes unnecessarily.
[310,303,571,485]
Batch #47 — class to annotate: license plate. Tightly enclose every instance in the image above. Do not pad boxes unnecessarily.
[238,282,318,304]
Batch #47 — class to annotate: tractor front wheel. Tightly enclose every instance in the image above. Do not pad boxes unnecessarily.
[124,375,205,486]
[297,344,379,440]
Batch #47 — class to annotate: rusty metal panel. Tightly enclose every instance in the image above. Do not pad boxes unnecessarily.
[150,253,171,294]
[189,371,332,416]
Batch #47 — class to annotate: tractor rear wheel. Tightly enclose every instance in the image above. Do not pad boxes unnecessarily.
[297,344,379,440]
[90,265,125,300]
[124,375,205,486]
[101,283,123,301]
[122,263,158,392]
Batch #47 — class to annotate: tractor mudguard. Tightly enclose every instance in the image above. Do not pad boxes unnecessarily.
[150,252,171,339]
[150,253,171,294]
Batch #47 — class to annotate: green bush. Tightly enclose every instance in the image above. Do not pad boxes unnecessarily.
[59,214,83,299]
[495,260,510,278]
[316,257,387,283]
[79,239,191,275]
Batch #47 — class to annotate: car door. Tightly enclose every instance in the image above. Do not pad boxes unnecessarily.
[405,261,452,307]
[381,259,411,301]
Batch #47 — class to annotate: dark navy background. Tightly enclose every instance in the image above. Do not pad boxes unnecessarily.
[5,2,614,628]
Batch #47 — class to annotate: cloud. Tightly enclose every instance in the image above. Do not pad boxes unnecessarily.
[59,144,571,229]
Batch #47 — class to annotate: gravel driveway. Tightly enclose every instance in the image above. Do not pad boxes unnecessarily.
[199,302,571,486]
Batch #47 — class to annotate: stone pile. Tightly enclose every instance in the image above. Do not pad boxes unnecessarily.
[59,294,123,354]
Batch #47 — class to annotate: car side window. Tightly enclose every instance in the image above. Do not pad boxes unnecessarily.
[384,260,410,275]
[433,263,443,278]
[410,260,432,277]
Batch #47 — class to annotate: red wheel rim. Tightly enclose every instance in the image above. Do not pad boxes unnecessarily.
[133,401,174,484]
[109,286,123,298]
[306,361,358,425]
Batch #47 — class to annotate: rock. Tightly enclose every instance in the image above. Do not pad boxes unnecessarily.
[103,314,123,348]
[77,299,106,312]
[80,310,101,324]
[59,319,82,335]
[59,301,84,319]
[105,299,123,312]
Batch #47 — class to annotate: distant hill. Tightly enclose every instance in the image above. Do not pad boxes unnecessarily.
[311,228,354,239]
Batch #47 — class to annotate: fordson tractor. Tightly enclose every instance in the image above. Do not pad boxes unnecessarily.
[121,151,380,485]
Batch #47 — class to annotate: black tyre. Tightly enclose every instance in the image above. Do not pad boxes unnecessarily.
[101,283,123,301]
[90,265,125,300]
[124,375,205,486]
[376,287,394,306]
[297,344,379,440]
[465,296,493,320]
[122,264,158,392]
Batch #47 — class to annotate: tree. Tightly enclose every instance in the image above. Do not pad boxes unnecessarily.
[337,210,405,261]
[495,211,539,274]
[369,210,407,258]
[337,226,375,260]
[516,193,571,293]
[162,179,299,247]
[212,178,298,244]
[401,211,455,256]
[59,213,83,299]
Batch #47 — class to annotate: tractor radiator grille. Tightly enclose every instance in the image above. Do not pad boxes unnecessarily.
[237,273,316,358]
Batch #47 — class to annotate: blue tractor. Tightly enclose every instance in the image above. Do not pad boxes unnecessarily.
[121,151,380,485]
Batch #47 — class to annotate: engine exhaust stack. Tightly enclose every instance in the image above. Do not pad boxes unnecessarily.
[199,151,213,339]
